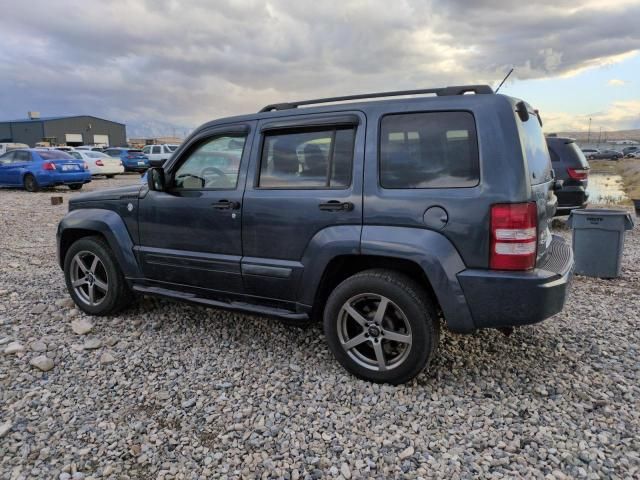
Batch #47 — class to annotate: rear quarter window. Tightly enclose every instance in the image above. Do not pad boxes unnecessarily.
[379,111,479,189]
[517,113,552,185]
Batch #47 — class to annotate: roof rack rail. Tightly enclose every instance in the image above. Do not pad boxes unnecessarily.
[259,84,494,112]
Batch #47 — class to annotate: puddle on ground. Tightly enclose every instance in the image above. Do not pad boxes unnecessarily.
[588,173,628,204]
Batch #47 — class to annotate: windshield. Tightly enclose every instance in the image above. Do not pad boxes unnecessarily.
[38,150,74,160]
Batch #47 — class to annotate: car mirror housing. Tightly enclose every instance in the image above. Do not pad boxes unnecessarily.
[147,167,166,191]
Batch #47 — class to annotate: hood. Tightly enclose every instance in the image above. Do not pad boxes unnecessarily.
[69,184,144,206]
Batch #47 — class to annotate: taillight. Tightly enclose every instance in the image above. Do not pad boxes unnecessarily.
[567,167,589,180]
[42,162,56,171]
[490,202,538,270]
[95,160,104,166]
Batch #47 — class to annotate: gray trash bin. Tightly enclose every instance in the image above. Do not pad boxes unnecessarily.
[567,209,634,278]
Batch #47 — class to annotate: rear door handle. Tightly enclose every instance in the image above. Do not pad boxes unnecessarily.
[319,200,354,212]
[212,200,240,210]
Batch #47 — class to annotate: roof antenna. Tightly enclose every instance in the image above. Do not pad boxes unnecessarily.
[495,67,514,93]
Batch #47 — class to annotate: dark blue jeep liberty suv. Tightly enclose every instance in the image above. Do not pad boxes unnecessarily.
[57,85,574,384]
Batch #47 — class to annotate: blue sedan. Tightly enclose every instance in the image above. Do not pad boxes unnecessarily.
[0,148,92,192]
[103,148,150,172]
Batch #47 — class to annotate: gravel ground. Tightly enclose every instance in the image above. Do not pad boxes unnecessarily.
[1,175,639,479]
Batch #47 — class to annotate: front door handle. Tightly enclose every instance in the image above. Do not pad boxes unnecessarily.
[212,200,240,210]
[319,200,354,212]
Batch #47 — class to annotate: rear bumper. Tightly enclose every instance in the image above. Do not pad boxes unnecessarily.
[38,171,92,186]
[457,235,574,329]
[555,185,589,214]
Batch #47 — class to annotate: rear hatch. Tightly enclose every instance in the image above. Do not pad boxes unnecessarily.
[562,140,590,187]
[51,159,86,174]
[515,106,556,264]
[125,149,148,165]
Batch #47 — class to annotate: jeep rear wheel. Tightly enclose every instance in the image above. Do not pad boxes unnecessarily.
[323,269,439,384]
[64,236,133,315]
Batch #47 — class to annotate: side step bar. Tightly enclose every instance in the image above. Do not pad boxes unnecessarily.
[132,284,309,321]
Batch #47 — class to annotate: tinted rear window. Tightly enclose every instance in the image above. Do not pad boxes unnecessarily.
[518,113,552,185]
[565,142,589,168]
[379,111,479,189]
[38,150,73,160]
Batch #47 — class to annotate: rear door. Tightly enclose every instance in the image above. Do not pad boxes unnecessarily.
[241,112,364,303]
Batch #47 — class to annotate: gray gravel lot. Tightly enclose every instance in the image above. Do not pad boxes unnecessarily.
[1,175,639,479]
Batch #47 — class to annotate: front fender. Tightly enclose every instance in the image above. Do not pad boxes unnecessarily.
[57,208,142,278]
[361,226,475,333]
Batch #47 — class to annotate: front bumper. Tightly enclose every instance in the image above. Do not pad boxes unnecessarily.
[457,235,574,329]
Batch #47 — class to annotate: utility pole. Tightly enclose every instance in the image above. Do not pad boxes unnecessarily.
[587,117,592,145]
[597,126,602,146]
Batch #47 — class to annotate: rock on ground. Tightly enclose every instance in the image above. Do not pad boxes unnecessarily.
[0,176,638,479]
[29,355,55,372]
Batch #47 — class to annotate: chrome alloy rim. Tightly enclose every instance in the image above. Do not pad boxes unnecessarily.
[337,293,412,371]
[69,250,109,306]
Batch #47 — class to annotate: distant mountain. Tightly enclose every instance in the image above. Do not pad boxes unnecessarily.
[125,119,195,140]
[550,128,640,142]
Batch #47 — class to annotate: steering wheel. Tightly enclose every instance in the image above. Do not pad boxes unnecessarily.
[201,167,231,188]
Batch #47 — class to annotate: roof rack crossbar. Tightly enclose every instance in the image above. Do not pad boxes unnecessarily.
[259,84,494,112]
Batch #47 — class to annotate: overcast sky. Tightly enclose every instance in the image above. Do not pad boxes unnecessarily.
[1,0,638,137]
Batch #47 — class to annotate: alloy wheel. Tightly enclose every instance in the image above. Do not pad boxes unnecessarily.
[69,250,109,306]
[337,293,412,372]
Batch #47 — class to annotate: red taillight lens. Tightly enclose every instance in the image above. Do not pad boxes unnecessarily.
[567,167,589,180]
[490,202,538,270]
[95,160,104,166]
[42,162,56,171]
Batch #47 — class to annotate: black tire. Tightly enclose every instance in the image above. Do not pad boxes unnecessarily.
[23,174,39,192]
[69,184,83,190]
[323,269,439,384]
[63,236,134,315]
[106,175,115,179]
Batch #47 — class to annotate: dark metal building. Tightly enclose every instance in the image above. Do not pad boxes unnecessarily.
[0,115,126,147]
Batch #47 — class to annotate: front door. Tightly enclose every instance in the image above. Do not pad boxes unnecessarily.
[0,151,15,184]
[5,150,32,185]
[241,112,365,304]
[137,123,255,295]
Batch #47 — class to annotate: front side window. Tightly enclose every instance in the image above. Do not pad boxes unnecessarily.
[380,112,479,189]
[258,127,355,188]
[0,151,15,163]
[173,134,246,190]
[152,146,161,154]
[142,146,151,154]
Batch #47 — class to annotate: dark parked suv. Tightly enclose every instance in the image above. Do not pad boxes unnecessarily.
[57,85,574,384]
[546,136,590,214]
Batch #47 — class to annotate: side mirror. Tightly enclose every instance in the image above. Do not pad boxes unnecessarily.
[147,167,166,191]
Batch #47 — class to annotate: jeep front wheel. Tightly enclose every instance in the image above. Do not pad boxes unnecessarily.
[64,236,133,315]
[323,269,439,384]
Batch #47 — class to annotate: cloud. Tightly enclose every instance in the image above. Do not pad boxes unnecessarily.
[608,79,627,86]
[544,100,640,132]
[0,0,638,136]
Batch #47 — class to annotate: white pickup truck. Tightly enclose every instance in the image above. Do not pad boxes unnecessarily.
[141,144,179,167]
